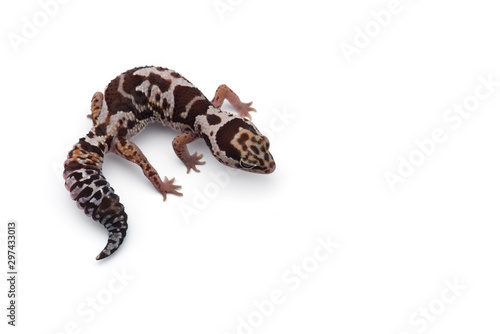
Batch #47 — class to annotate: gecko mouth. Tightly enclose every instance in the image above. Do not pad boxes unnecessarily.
[261,162,276,174]
[266,164,276,174]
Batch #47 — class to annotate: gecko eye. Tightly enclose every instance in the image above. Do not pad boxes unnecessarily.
[240,161,256,169]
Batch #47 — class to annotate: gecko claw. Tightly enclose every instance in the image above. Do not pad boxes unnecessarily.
[160,176,183,200]
[185,152,206,174]
[236,101,256,120]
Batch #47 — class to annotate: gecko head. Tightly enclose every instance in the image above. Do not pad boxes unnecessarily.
[234,129,275,174]
[210,118,276,174]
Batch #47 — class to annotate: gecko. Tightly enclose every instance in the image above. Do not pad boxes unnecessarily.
[63,66,275,260]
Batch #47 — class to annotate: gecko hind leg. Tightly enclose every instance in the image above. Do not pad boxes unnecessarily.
[172,132,205,173]
[113,138,182,200]
[211,84,256,119]
[88,92,104,125]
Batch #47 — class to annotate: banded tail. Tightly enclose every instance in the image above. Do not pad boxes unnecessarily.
[63,132,128,260]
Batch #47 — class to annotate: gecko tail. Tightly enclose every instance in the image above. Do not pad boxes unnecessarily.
[96,226,128,260]
[64,133,128,260]
[95,193,128,260]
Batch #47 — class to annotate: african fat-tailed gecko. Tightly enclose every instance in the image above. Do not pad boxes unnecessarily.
[63,66,275,260]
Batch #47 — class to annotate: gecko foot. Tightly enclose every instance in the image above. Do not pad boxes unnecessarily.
[159,176,183,201]
[234,101,256,120]
[184,152,206,174]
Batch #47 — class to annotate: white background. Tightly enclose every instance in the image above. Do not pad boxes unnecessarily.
[1,0,500,333]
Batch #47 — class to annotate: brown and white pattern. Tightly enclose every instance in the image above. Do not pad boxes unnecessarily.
[64,66,275,260]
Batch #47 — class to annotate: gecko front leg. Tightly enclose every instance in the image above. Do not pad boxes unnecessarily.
[172,132,206,173]
[211,84,256,119]
[113,138,182,200]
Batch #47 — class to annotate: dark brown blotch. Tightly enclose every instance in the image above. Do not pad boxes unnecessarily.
[95,124,107,136]
[117,127,128,137]
[237,133,249,146]
[64,160,84,173]
[207,114,221,125]
[162,99,170,110]
[105,69,150,119]
[94,180,108,187]
[105,136,113,148]
[147,73,172,92]
[75,186,93,201]
[216,119,258,161]
[172,85,210,128]
[78,138,104,156]
[127,120,137,129]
